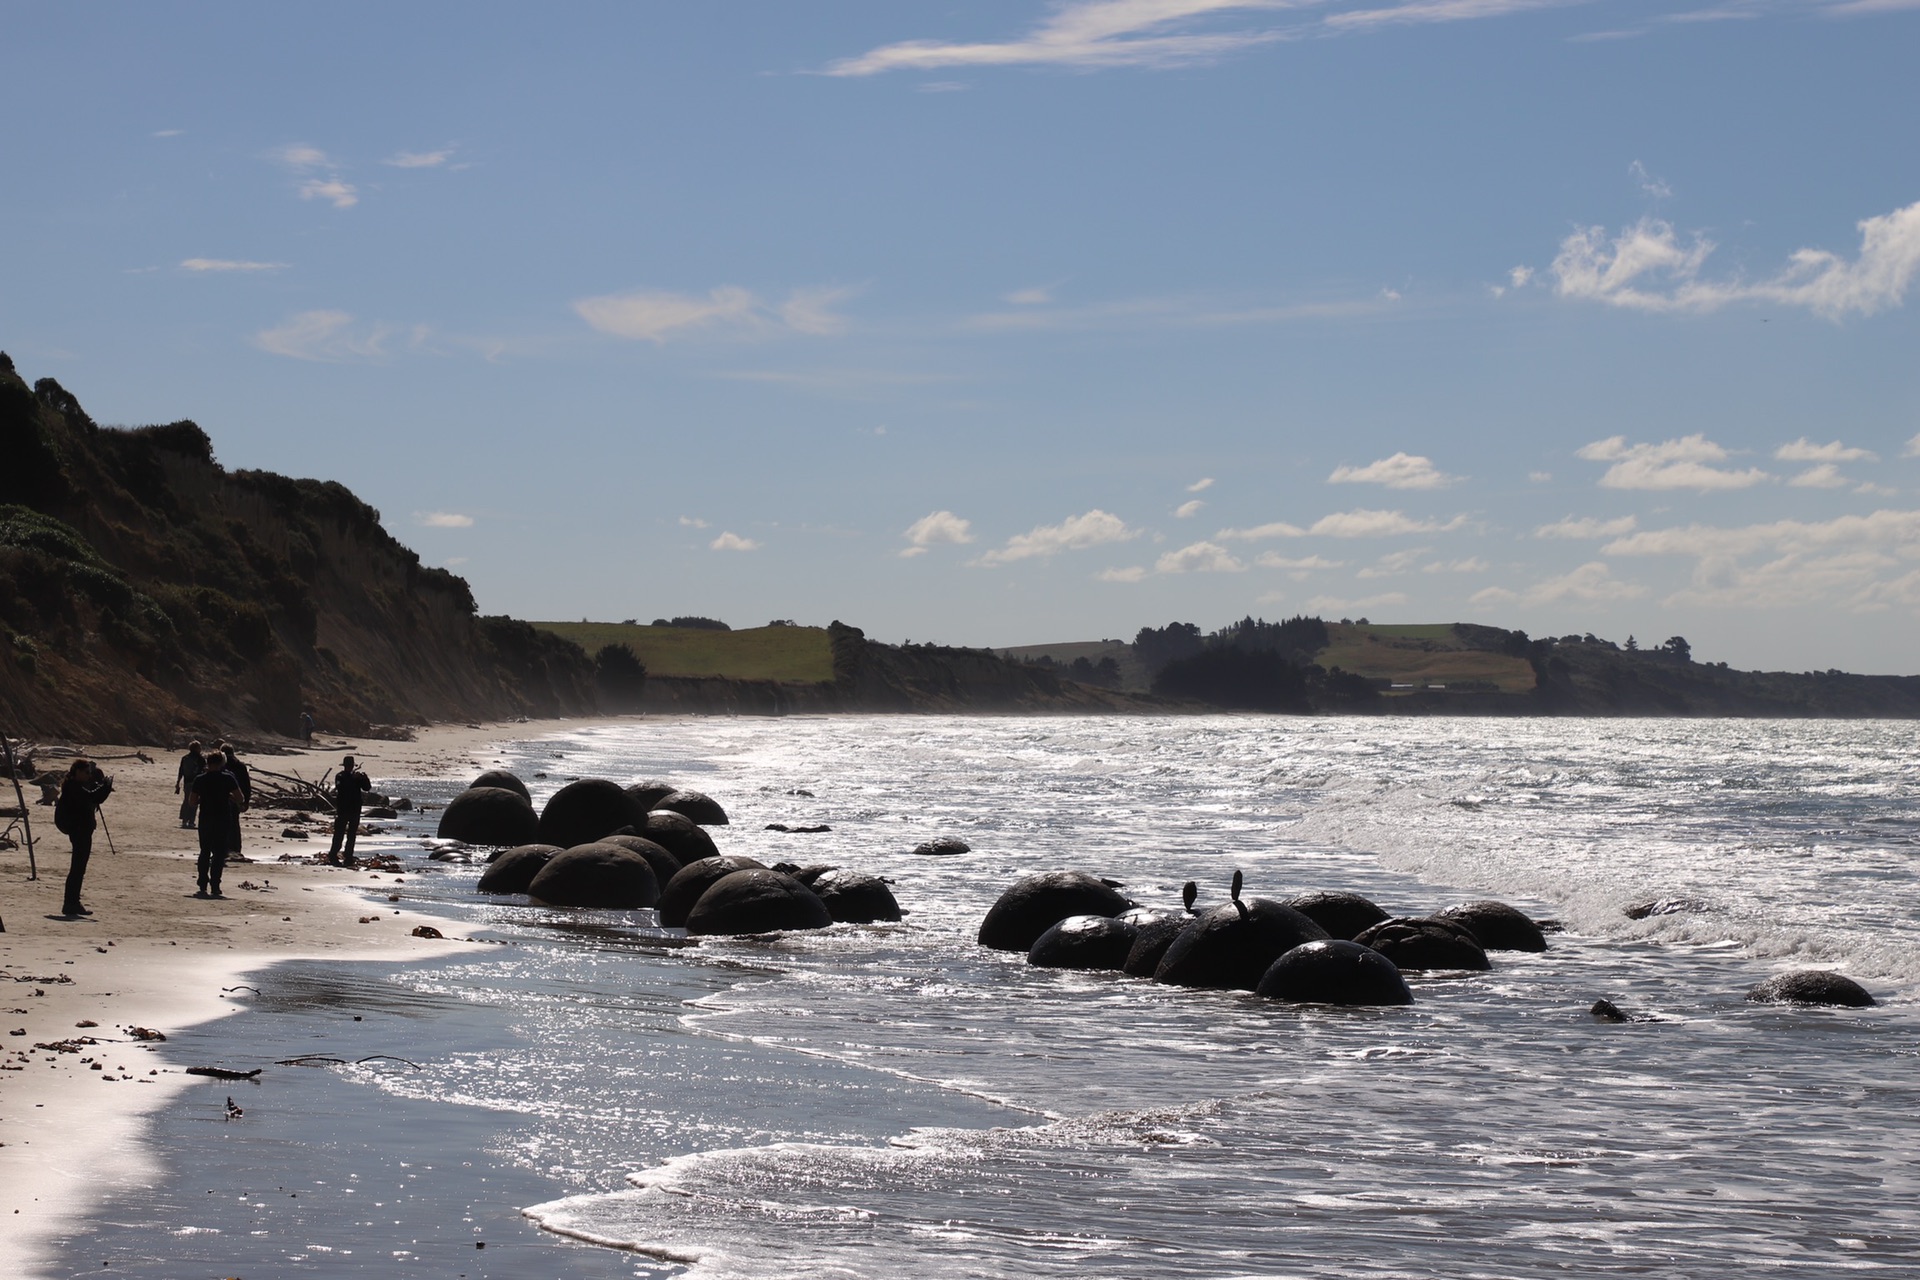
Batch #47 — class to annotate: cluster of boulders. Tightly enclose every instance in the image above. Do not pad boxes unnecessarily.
[980,869,1878,1011]
[442,771,900,936]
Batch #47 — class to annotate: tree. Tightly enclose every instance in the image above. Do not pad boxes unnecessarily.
[594,642,648,709]
[1662,636,1692,663]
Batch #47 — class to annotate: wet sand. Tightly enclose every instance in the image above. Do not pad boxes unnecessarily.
[0,717,616,1278]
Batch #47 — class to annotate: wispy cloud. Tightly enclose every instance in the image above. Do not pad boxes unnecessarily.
[1906,432,1920,458]
[1187,477,1215,493]
[252,310,393,362]
[300,178,359,209]
[974,509,1138,566]
[272,143,359,208]
[1005,285,1055,305]
[679,516,710,529]
[1534,514,1638,539]
[1550,198,1920,319]
[414,511,474,528]
[1472,562,1646,606]
[1255,552,1343,573]
[1174,499,1206,518]
[1156,541,1246,573]
[1425,556,1489,573]
[1629,159,1672,200]
[1787,463,1851,489]
[710,531,761,552]
[1305,591,1408,612]
[1602,508,1920,559]
[1577,434,1770,491]
[273,143,333,169]
[152,128,184,138]
[900,510,976,557]
[1357,547,1431,578]
[1328,451,1460,490]
[180,258,287,273]
[1218,509,1465,540]
[1097,565,1148,582]
[1323,0,1572,34]
[826,1,1291,77]
[1600,509,1920,611]
[384,147,455,168]
[1775,437,1877,464]
[961,292,1389,333]
[575,285,851,342]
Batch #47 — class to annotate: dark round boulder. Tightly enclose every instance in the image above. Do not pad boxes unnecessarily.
[1352,917,1491,971]
[1437,900,1547,952]
[911,836,971,856]
[470,769,531,802]
[1028,915,1138,971]
[476,843,562,894]
[437,786,540,847]
[626,779,678,811]
[1154,900,1331,991]
[685,868,832,936]
[1256,940,1414,1006]
[638,810,720,866]
[1747,971,1876,1008]
[598,834,683,887]
[652,788,729,826]
[977,871,1132,952]
[809,869,902,923]
[1285,890,1390,941]
[1121,913,1191,977]
[657,855,768,928]
[525,842,661,909]
[538,779,647,850]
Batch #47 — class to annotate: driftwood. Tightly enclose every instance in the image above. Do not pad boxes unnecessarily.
[276,1053,424,1070]
[186,1065,262,1080]
[1,734,37,881]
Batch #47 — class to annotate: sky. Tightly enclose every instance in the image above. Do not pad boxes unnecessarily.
[4,1,1918,672]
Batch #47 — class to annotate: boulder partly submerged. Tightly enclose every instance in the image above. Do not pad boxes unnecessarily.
[978,871,1131,952]
[525,842,662,910]
[476,843,562,895]
[1028,915,1138,971]
[1352,917,1491,972]
[1436,900,1547,953]
[685,868,832,936]
[1154,900,1329,991]
[538,779,646,850]
[652,788,729,826]
[1256,939,1413,1006]
[469,769,531,803]
[1747,971,1876,1008]
[437,786,539,847]
[657,855,769,928]
[1284,890,1390,942]
[808,869,902,924]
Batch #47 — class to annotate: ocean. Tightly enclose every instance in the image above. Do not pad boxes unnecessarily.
[62,715,1920,1278]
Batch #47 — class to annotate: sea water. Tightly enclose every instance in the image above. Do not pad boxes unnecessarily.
[63,716,1920,1278]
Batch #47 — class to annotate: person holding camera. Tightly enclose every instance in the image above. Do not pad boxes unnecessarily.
[52,758,113,918]
[327,754,373,866]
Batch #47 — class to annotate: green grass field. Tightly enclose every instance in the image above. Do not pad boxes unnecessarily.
[533,622,835,682]
[1317,623,1536,692]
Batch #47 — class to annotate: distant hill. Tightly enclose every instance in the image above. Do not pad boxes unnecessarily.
[534,621,835,683]
[0,354,596,742]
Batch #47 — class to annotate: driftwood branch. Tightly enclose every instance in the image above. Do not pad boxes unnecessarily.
[275,1053,424,1070]
[1,734,38,881]
[186,1065,262,1080]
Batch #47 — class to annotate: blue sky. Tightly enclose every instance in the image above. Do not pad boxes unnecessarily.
[5,1,1918,671]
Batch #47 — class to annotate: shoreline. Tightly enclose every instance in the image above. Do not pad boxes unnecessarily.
[0,716,612,1279]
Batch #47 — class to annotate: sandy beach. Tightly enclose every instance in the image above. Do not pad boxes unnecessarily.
[0,718,589,1278]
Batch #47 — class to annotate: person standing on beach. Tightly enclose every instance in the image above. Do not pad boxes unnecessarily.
[173,740,204,829]
[53,759,113,918]
[220,744,252,861]
[300,710,314,745]
[187,756,244,898]
[327,754,373,866]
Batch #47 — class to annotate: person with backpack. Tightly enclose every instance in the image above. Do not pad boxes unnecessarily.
[173,740,205,829]
[53,759,114,918]
[327,754,373,866]
[219,744,252,861]
[187,754,245,898]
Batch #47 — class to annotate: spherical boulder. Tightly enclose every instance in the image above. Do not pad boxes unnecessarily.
[1285,890,1390,941]
[1121,913,1191,977]
[977,871,1131,952]
[657,855,768,928]
[652,788,729,826]
[470,769,531,802]
[525,842,661,909]
[537,779,647,850]
[1747,971,1875,1008]
[1352,917,1491,971]
[598,834,683,886]
[476,843,562,894]
[638,810,720,867]
[685,868,832,936]
[809,869,902,923]
[1155,900,1331,991]
[911,836,971,857]
[1256,940,1414,1006]
[437,786,540,847]
[1029,915,1138,971]
[626,779,679,812]
[1437,900,1547,952]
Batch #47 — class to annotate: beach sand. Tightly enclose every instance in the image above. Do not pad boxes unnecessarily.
[0,718,590,1278]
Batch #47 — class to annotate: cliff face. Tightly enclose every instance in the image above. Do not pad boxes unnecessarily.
[0,356,595,741]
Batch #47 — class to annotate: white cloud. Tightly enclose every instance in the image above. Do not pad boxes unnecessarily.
[1174,499,1206,518]
[1629,160,1672,200]
[385,148,454,168]
[975,509,1138,566]
[1534,514,1638,539]
[1577,434,1771,491]
[1775,437,1877,463]
[1357,547,1430,578]
[152,128,184,138]
[1187,477,1215,492]
[1305,591,1408,612]
[1323,0,1571,33]
[1216,520,1306,540]
[1425,557,1489,573]
[1328,451,1459,490]
[574,285,848,342]
[273,143,333,170]
[901,510,975,558]
[710,531,761,552]
[1603,508,1920,559]
[679,516,710,529]
[180,258,287,272]
[1156,541,1246,573]
[1904,432,1920,458]
[1097,565,1148,583]
[1789,464,1850,489]
[1550,199,1920,319]
[300,178,359,209]
[1510,265,1535,289]
[1217,509,1464,540]
[414,511,473,528]
[826,1,1291,76]
[1593,509,1920,612]
[1471,561,1645,607]
[1529,470,1553,482]
[252,310,390,362]
[1254,553,1343,572]
[1005,286,1054,305]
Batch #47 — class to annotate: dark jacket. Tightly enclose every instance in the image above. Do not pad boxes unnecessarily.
[55,774,113,835]
[336,767,373,812]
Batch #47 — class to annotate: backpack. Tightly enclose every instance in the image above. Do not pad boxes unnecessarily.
[52,790,77,835]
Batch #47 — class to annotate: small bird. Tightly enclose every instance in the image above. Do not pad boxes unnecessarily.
[224,1096,244,1121]
[1230,869,1248,920]
[1182,881,1198,914]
